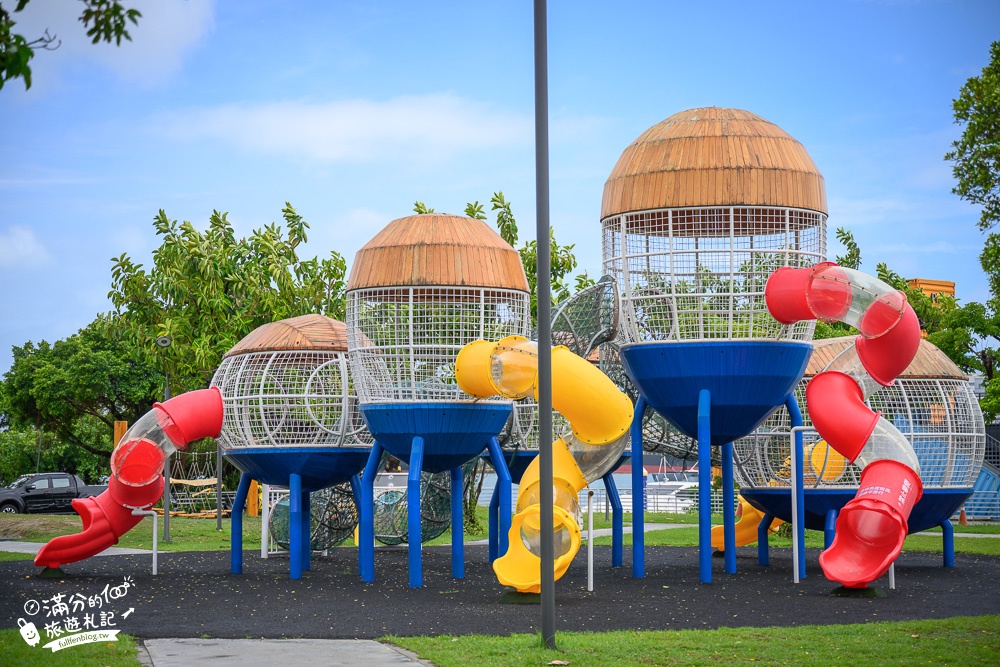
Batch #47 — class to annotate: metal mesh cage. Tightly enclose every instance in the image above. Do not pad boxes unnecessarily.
[346,286,531,404]
[734,378,985,490]
[602,206,826,343]
[211,350,371,449]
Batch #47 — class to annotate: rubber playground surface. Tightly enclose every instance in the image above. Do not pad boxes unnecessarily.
[2,544,999,640]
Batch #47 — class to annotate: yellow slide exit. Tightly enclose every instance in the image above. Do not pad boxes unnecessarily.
[456,336,633,593]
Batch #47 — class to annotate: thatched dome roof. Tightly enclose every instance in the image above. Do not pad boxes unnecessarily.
[346,213,529,291]
[223,314,347,358]
[601,107,827,219]
[807,336,967,379]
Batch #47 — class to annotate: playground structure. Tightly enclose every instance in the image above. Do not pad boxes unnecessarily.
[31,106,988,597]
[34,389,224,568]
[346,212,531,588]
[211,314,373,578]
[456,336,633,592]
[734,335,985,580]
[601,107,825,583]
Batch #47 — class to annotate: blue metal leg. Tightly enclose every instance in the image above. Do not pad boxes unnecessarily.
[301,490,311,571]
[349,474,362,575]
[941,519,955,568]
[722,441,736,575]
[230,472,253,574]
[631,397,647,578]
[824,509,837,550]
[486,437,511,560]
[289,473,302,580]
[451,466,464,579]
[697,389,713,584]
[408,436,425,588]
[603,471,624,567]
[360,441,384,582]
[757,512,773,567]
[786,394,807,581]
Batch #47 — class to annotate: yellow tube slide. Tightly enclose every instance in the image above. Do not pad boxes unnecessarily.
[711,495,783,551]
[456,336,633,593]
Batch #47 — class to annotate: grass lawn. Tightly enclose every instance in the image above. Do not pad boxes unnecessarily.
[0,628,138,667]
[389,614,1000,667]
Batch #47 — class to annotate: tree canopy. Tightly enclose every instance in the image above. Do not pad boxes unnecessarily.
[106,203,348,392]
[945,40,1000,232]
[0,318,161,479]
[1,0,141,91]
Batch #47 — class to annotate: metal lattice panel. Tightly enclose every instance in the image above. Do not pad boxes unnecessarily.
[211,350,371,449]
[734,378,985,490]
[347,286,531,404]
[602,206,825,343]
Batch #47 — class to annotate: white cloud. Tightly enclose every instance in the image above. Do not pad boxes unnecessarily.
[0,226,52,267]
[13,0,214,88]
[154,93,534,164]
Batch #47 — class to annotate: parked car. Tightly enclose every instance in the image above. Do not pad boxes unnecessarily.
[0,473,107,514]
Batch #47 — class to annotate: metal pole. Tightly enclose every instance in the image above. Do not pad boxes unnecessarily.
[162,373,171,543]
[533,0,556,649]
[216,444,223,531]
[587,490,594,592]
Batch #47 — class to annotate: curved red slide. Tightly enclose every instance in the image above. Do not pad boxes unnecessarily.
[34,388,223,569]
[766,264,923,588]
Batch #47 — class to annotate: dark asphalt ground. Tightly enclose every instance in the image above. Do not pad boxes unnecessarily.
[2,545,998,639]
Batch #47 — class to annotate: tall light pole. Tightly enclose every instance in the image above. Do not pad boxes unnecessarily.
[533,0,557,650]
[156,335,173,542]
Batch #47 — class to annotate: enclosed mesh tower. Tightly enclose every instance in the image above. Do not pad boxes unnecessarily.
[601,107,827,343]
[602,108,826,583]
[346,213,531,587]
[735,337,986,533]
[210,314,372,580]
[346,213,531,404]
[212,314,370,452]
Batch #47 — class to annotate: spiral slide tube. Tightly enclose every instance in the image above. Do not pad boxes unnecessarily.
[765,263,923,588]
[34,389,224,569]
[456,336,633,593]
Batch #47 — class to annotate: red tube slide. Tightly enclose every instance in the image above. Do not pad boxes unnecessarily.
[765,263,923,588]
[34,388,223,569]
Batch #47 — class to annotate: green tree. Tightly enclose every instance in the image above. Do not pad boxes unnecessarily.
[0,319,161,478]
[1,0,141,91]
[107,203,347,392]
[945,40,1000,232]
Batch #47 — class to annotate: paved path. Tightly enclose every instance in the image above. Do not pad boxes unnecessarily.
[0,539,152,555]
[140,638,430,667]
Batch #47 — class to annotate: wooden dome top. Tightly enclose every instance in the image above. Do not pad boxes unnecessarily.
[223,314,348,358]
[346,213,529,291]
[601,107,827,219]
[807,337,967,379]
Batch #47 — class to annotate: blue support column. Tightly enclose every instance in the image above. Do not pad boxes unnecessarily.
[407,436,425,588]
[824,509,837,550]
[230,472,253,574]
[301,490,311,571]
[697,389,713,584]
[602,471,624,567]
[786,394,807,581]
[451,466,464,579]
[360,441,384,582]
[941,519,955,568]
[721,441,736,575]
[348,474,362,575]
[486,437,511,561]
[289,472,303,580]
[631,396,647,578]
[757,512,773,566]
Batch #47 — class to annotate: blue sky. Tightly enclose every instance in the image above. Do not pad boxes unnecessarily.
[1,0,998,375]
